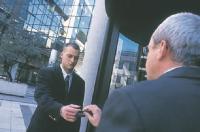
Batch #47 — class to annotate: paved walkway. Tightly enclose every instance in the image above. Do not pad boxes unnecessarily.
[0,100,36,132]
[0,85,36,132]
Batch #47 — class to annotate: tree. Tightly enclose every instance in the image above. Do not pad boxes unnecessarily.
[0,26,45,82]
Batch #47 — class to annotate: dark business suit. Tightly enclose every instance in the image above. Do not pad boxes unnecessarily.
[97,67,200,132]
[27,66,85,132]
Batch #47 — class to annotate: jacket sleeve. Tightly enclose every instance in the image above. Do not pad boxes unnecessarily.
[96,90,144,132]
[34,68,63,122]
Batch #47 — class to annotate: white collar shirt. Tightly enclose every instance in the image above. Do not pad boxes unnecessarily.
[60,64,73,91]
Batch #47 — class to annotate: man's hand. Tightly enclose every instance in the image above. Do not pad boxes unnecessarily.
[60,104,81,122]
[83,105,102,127]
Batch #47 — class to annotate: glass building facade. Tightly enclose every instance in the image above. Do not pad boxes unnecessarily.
[109,33,140,94]
[0,0,95,84]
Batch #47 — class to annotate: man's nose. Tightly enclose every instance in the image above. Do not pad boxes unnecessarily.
[70,57,75,63]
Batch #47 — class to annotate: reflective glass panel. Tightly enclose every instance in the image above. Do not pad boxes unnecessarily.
[109,33,139,94]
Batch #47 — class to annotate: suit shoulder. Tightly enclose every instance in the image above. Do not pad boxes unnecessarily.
[117,80,160,94]
[38,66,59,76]
[73,72,85,83]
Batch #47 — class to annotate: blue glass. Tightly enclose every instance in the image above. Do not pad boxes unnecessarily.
[109,33,140,93]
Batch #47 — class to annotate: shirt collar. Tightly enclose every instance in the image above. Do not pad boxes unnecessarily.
[163,66,183,74]
[60,64,73,79]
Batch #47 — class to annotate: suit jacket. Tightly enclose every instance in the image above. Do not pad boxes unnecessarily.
[27,66,85,132]
[96,67,200,132]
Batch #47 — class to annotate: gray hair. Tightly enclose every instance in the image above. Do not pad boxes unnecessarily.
[151,12,200,66]
[63,42,80,51]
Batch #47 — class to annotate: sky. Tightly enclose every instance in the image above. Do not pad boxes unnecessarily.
[120,33,139,52]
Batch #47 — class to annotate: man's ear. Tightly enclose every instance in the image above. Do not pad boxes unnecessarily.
[157,40,169,60]
[60,52,63,59]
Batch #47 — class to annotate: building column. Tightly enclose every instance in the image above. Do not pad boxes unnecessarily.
[48,49,58,66]
[79,0,109,131]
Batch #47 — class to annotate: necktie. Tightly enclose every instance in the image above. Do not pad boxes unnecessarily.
[65,75,70,95]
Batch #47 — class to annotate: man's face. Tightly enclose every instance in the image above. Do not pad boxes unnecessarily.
[145,39,160,80]
[60,45,79,72]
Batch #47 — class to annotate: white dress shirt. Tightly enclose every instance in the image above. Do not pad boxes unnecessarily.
[60,64,73,92]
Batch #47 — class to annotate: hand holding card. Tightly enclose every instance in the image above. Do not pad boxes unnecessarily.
[83,105,102,127]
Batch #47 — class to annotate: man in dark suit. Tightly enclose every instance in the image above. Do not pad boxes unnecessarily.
[27,42,85,132]
[84,12,200,132]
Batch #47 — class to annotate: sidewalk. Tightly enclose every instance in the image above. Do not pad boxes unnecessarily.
[0,85,37,132]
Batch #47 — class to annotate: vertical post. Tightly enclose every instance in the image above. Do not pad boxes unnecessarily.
[48,49,58,67]
[79,0,109,131]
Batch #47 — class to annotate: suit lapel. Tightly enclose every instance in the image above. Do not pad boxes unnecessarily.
[52,66,81,97]
[53,66,66,94]
[54,66,65,81]
[68,72,77,94]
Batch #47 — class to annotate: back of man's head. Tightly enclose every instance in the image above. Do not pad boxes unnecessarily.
[151,12,200,67]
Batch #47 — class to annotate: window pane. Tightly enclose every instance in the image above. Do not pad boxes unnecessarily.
[109,33,140,94]
[79,16,91,28]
